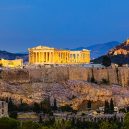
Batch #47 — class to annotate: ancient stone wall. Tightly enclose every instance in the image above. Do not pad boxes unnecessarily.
[0,66,129,87]
[0,69,30,84]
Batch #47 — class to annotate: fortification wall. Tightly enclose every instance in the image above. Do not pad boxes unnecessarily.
[0,66,129,87]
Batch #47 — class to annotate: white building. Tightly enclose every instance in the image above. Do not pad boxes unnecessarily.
[0,101,8,118]
[99,106,119,113]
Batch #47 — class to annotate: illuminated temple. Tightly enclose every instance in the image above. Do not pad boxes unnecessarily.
[28,46,90,64]
[0,59,23,68]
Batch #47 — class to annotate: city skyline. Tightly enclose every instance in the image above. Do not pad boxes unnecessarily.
[0,0,129,52]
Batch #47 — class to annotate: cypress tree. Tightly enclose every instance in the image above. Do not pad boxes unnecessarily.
[104,100,110,114]
[110,98,114,114]
[53,98,57,111]
[87,100,92,109]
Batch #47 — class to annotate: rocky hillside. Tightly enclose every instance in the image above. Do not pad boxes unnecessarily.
[70,41,120,59]
[0,50,28,62]
[93,39,129,65]
[108,39,129,55]
[1,66,129,110]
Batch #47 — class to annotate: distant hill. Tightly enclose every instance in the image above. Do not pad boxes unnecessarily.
[93,39,129,65]
[0,41,121,63]
[71,41,120,59]
[0,50,28,62]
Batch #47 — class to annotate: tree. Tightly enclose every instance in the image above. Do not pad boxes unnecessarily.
[53,120,73,129]
[8,97,17,112]
[102,55,111,67]
[40,97,51,114]
[60,105,73,112]
[9,111,18,119]
[104,100,110,114]
[18,102,30,112]
[21,121,41,129]
[110,98,114,114]
[99,121,118,129]
[33,102,41,113]
[123,112,129,129]
[39,115,42,123]
[87,100,92,109]
[53,98,57,111]
[0,117,20,129]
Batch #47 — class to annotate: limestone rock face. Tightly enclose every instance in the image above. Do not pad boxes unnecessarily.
[64,80,129,109]
[0,67,129,110]
[109,39,129,56]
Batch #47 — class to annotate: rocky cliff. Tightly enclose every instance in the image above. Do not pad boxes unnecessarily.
[1,66,129,110]
[94,39,129,65]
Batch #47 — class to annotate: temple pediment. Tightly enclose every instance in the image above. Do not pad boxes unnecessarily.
[31,45,54,50]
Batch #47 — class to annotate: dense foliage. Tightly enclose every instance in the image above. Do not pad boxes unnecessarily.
[0,115,127,129]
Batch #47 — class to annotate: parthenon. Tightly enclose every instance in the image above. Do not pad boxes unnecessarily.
[28,46,90,64]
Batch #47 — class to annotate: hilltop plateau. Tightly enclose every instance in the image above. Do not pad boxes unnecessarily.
[0,66,129,110]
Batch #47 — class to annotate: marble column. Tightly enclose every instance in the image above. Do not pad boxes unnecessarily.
[46,52,48,63]
[42,52,44,63]
[35,52,37,63]
[44,52,46,63]
[49,52,51,63]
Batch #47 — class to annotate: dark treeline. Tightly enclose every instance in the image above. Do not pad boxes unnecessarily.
[1,113,129,129]
[0,97,76,119]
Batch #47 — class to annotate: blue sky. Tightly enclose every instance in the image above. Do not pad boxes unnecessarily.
[0,0,129,52]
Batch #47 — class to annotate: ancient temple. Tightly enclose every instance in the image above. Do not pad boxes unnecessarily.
[28,46,90,64]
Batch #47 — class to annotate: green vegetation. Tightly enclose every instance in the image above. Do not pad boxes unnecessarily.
[59,105,74,112]
[99,121,118,129]
[1,97,129,129]
[87,100,92,109]
[123,112,129,129]
[104,98,114,114]
[0,116,126,129]
[101,79,109,85]
[0,117,20,129]
[102,55,111,67]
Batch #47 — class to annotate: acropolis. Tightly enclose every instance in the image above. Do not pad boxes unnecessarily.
[28,46,90,64]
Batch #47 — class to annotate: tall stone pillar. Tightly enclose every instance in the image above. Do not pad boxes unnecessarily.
[50,52,51,63]
[38,52,40,63]
[62,52,63,63]
[37,52,39,63]
[39,52,40,63]
[42,52,44,63]
[63,52,65,63]
[32,52,34,64]
[46,52,48,63]
[40,52,42,63]
[49,52,51,63]
[52,52,54,63]
[60,52,61,63]
[67,52,69,63]
[48,52,50,62]
[35,52,36,63]
[64,52,66,63]
[66,52,67,63]
[44,52,46,63]
[33,52,35,63]
[75,54,77,63]
[58,52,60,63]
